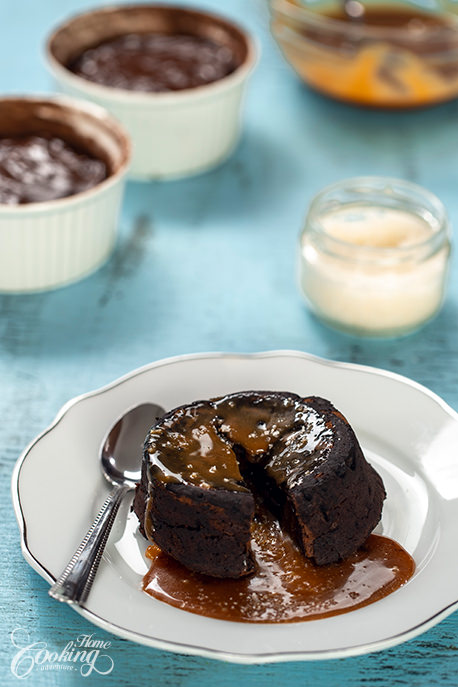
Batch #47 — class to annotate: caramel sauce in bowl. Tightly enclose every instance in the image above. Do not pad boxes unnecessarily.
[143,506,414,623]
[271,0,458,108]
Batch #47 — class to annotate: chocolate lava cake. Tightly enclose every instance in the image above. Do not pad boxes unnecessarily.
[133,391,386,578]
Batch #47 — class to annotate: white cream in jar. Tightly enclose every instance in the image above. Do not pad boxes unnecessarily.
[299,178,451,337]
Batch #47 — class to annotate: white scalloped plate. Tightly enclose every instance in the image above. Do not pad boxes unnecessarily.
[12,351,458,663]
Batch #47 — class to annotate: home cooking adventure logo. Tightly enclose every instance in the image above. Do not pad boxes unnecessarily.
[10,628,115,679]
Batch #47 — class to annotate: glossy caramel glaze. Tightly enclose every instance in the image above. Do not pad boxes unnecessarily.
[143,506,415,622]
[145,392,333,491]
[69,33,238,92]
[0,135,107,204]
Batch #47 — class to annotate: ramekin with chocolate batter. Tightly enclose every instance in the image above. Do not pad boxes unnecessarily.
[0,97,130,293]
[46,5,257,179]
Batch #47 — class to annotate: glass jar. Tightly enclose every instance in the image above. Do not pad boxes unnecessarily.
[298,177,451,337]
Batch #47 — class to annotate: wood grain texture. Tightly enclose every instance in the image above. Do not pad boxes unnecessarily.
[1,0,458,685]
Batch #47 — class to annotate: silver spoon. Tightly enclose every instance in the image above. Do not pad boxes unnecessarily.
[48,402,165,606]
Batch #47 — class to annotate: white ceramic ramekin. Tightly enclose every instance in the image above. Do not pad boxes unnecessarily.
[46,5,258,180]
[0,96,130,293]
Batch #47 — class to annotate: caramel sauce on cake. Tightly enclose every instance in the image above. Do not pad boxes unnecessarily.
[136,392,387,579]
[146,394,332,492]
[143,505,415,623]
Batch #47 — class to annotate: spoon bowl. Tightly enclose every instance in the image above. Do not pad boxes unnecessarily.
[101,403,164,488]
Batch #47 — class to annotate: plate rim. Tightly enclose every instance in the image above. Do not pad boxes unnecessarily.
[11,349,458,664]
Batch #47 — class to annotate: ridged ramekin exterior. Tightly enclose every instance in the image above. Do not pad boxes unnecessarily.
[0,96,130,293]
[46,4,258,181]
[0,179,125,292]
[50,75,250,179]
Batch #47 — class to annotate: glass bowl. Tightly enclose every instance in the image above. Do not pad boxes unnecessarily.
[270,0,458,108]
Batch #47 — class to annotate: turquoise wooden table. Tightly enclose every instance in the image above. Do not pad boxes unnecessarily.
[2,0,458,684]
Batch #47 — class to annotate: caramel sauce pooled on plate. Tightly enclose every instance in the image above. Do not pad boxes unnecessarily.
[143,507,415,623]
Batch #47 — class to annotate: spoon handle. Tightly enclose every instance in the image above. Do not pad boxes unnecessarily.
[48,484,129,605]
